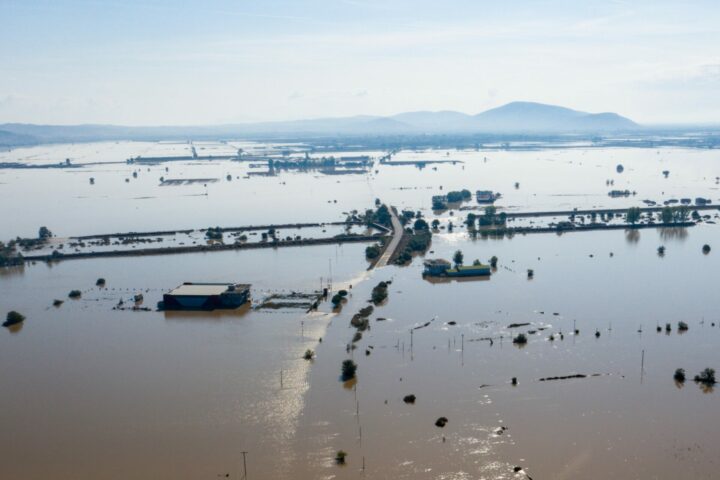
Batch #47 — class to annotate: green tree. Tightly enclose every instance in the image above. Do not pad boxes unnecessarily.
[341,359,357,380]
[626,207,642,225]
[453,250,464,266]
[413,218,429,231]
[365,244,381,259]
[674,205,690,223]
[38,226,52,239]
[660,206,674,223]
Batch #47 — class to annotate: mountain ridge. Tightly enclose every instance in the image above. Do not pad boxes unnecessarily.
[0,102,640,145]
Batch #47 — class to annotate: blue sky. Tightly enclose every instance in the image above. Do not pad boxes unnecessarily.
[1,0,719,125]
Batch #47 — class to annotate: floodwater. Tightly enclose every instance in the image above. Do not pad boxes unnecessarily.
[2,142,720,238]
[293,225,720,480]
[0,243,369,480]
[2,141,720,479]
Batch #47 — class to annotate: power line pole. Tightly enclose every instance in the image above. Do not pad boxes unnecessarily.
[241,451,248,480]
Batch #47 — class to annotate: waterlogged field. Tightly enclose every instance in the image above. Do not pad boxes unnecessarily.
[1,142,719,238]
[1,141,720,479]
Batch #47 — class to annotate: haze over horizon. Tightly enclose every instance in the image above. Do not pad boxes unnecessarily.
[2,0,719,126]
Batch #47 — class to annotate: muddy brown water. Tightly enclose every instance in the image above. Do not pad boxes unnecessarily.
[2,143,720,479]
[291,226,720,480]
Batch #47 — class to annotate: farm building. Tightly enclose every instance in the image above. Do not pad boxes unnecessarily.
[161,282,251,310]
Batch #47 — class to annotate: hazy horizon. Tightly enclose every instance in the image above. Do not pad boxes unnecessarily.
[2,0,720,126]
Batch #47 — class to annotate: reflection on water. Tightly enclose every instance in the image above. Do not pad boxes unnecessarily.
[624,228,640,243]
[659,226,689,241]
[292,227,720,480]
[3,143,720,479]
[0,244,367,480]
[162,303,252,321]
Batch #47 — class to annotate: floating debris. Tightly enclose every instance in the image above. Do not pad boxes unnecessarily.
[507,322,530,328]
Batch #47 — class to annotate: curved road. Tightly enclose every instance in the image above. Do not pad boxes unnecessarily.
[374,207,403,268]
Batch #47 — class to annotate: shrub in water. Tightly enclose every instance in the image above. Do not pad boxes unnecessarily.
[3,311,25,328]
[694,368,716,385]
[341,359,357,380]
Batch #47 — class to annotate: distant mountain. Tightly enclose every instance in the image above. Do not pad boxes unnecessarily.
[470,101,638,132]
[0,129,39,148]
[0,102,640,144]
[390,111,475,131]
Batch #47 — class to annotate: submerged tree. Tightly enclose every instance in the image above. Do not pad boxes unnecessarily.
[694,368,716,385]
[341,359,357,381]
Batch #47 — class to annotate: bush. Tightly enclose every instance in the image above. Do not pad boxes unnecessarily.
[371,282,388,305]
[341,359,357,380]
[678,321,689,331]
[407,231,431,252]
[446,191,465,203]
[350,315,369,331]
[3,311,25,327]
[38,226,52,239]
[96,278,106,286]
[512,333,528,344]
[205,227,223,240]
[68,290,82,299]
[694,368,716,385]
[365,244,381,259]
[303,349,314,360]
[674,368,686,382]
[335,450,347,464]
[413,218,429,231]
[331,294,343,307]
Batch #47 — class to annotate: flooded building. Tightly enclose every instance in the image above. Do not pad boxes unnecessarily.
[423,259,491,277]
[476,190,499,203]
[161,282,251,310]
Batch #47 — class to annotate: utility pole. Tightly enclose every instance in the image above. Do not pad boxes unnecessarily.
[241,451,248,479]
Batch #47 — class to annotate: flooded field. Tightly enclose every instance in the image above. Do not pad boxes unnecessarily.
[2,142,720,239]
[0,244,369,480]
[293,226,720,480]
[2,141,720,479]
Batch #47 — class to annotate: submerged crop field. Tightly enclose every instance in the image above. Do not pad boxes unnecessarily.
[2,138,720,479]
